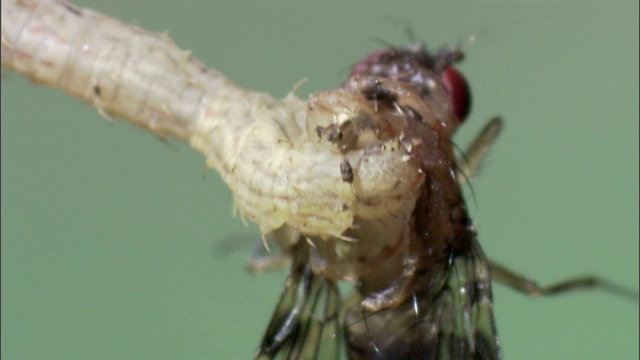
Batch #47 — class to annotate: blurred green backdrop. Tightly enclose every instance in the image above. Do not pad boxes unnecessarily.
[2,1,638,359]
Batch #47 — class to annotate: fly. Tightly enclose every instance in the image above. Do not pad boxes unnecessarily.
[252,43,639,360]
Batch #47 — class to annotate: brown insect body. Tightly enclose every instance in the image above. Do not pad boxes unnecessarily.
[257,44,500,359]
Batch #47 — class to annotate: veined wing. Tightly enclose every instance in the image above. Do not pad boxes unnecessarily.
[255,240,344,360]
[344,238,501,360]
[434,239,501,359]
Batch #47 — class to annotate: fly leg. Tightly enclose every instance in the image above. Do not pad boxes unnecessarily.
[246,241,292,275]
[455,116,503,185]
[246,226,301,275]
[213,233,292,274]
[466,118,639,302]
[489,260,639,301]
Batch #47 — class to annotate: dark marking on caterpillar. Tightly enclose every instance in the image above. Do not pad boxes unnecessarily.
[340,158,353,183]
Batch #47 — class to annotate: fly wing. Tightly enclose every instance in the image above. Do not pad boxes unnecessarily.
[433,240,502,360]
[344,238,501,360]
[255,241,344,360]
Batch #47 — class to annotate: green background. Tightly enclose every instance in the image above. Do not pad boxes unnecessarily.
[2,1,638,359]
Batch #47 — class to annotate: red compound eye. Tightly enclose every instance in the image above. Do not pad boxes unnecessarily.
[441,67,471,122]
